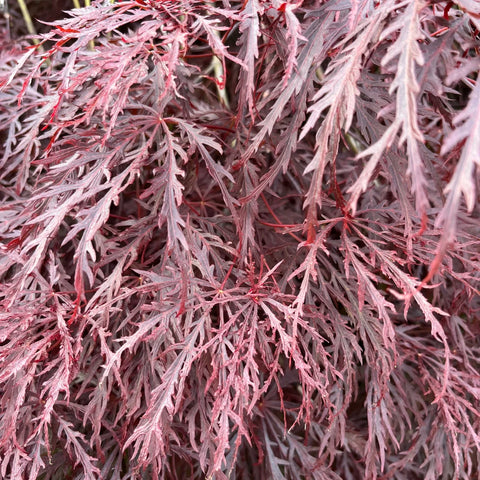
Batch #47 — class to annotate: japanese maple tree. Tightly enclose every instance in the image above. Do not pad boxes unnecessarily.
[0,0,479,479]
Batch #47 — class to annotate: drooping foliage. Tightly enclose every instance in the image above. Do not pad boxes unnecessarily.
[0,1,479,479]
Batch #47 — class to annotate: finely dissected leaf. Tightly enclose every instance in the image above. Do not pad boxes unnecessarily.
[156,121,188,250]
[415,76,480,288]
[301,5,387,223]
[56,416,101,480]
[348,0,429,215]
[437,77,480,229]
[236,0,262,119]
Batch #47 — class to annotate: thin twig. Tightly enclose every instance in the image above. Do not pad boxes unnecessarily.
[16,0,40,46]
[84,0,95,51]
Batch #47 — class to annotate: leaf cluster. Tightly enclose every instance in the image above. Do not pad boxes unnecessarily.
[0,1,479,479]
